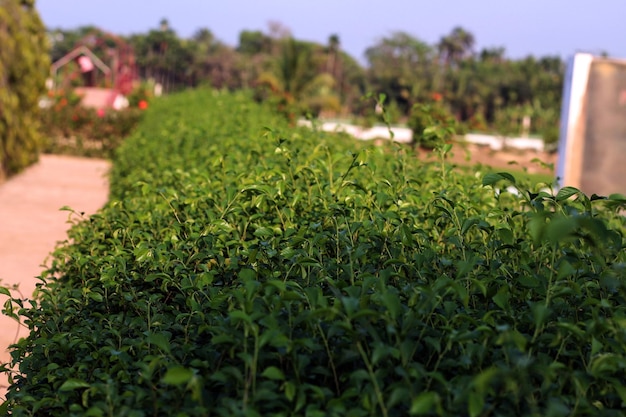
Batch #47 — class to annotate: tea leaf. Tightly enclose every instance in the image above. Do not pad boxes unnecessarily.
[261,366,285,381]
[410,391,440,415]
[556,186,580,201]
[482,172,516,187]
[59,379,90,391]
[162,367,194,385]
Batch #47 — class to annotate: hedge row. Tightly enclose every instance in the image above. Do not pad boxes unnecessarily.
[3,89,626,416]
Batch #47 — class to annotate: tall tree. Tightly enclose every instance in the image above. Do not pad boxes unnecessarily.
[255,38,340,116]
[326,34,340,77]
[129,22,193,92]
[438,26,475,67]
[187,28,240,89]
[237,30,272,55]
[0,0,49,179]
[365,31,435,114]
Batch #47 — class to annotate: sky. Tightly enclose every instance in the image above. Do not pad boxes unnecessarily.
[37,0,626,64]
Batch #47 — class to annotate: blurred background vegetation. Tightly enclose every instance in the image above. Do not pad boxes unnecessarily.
[0,0,49,180]
[46,19,564,143]
[1,2,566,179]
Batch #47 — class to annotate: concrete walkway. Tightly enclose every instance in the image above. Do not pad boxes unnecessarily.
[0,154,110,400]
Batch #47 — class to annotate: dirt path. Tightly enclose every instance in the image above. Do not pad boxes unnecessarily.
[416,142,558,176]
[0,154,110,401]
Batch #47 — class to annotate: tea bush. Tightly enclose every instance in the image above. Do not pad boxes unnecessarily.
[408,102,457,149]
[2,89,626,416]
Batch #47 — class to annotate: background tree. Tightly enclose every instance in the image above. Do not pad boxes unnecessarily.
[188,28,241,89]
[47,25,100,63]
[438,26,475,67]
[0,0,50,180]
[39,22,565,146]
[237,30,272,55]
[255,37,340,117]
[129,20,193,92]
[365,32,436,115]
[326,34,340,78]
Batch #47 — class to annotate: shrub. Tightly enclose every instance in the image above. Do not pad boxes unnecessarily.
[0,0,49,180]
[40,89,145,158]
[2,89,626,416]
[408,102,457,149]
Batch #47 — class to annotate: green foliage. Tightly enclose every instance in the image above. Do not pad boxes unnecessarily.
[3,89,626,416]
[365,32,435,115]
[254,38,342,119]
[0,0,49,179]
[47,23,564,148]
[408,101,457,149]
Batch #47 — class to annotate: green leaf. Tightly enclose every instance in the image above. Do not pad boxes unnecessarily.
[468,394,484,417]
[88,291,103,302]
[556,322,585,339]
[530,302,550,328]
[238,268,256,281]
[284,381,296,401]
[461,217,480,235]
[482,172,516,187]
[591,337,603,357]
[0,286,11,297]
[59,379,91,391]
[381,290,402,320]
[556,186,580,201]
[84,406,105,417]
[229,310,254,326]
[544,217,577,244]
[410,391,440,415]
[492,288,510,310]
[133,246,153,263]
[588,353,625,377]
[497,227,514,244]
[162,366,194,385]
[261,366,285,380]
[557,260,576,279]
[254,227,275,238]
[147,332,171,354]
[472,367,499,394]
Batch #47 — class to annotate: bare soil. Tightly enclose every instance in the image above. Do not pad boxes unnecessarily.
[416,142,558,176]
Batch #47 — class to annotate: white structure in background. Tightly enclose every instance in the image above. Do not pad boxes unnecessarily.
[557,53,594,189]
[464,134,545,152]
[299,120,546,150]
[298,120,413,144]
[557,53,626,196]
[154,82,163,97]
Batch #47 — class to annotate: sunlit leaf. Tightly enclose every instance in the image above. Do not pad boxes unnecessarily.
[162,367,194,385]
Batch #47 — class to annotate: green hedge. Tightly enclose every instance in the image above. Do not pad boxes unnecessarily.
[0,0,49,180]
[3,89,626,416]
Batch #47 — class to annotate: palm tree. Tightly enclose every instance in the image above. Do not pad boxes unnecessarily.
[326,34,340,77]
[256,38,340,117]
